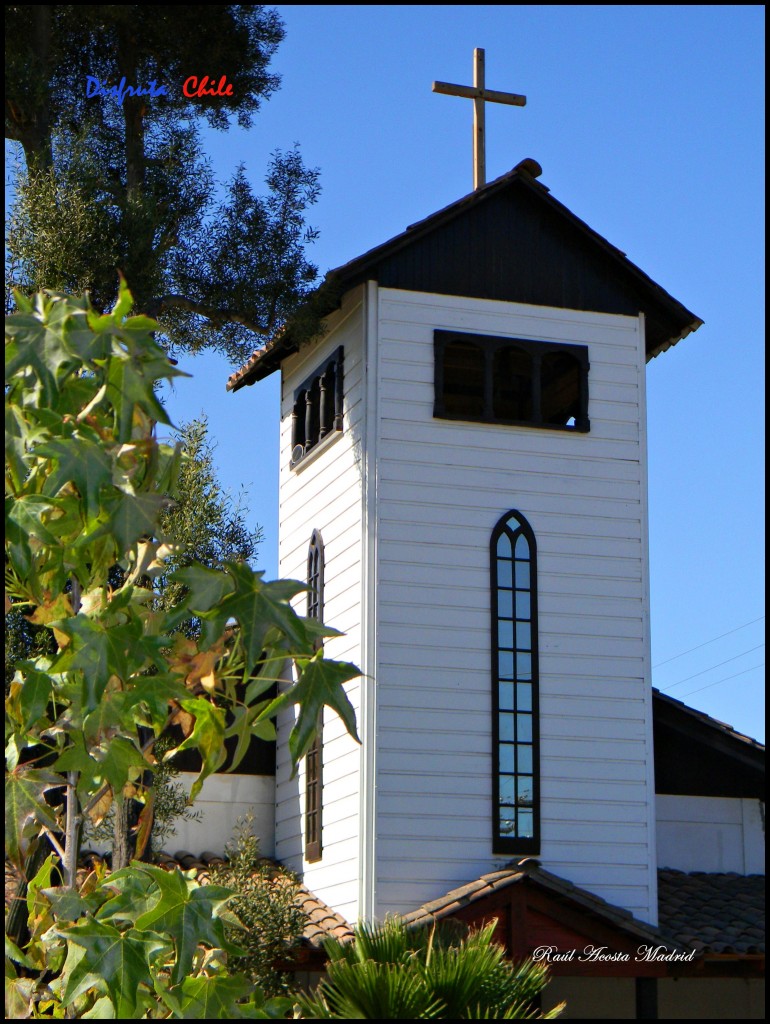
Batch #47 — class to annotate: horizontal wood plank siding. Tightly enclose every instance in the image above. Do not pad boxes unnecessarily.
[274,291,365,923]
[373,288,655,922]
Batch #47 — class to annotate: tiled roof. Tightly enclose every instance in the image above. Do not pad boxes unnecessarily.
[401,857,680,950]
[152,850,353,949]
[657,869,765,955]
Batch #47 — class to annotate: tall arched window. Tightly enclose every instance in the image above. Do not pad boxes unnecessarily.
[305,530,324,862]
[491,510,540,854]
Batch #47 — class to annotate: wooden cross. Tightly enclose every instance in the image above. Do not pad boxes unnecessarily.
[433,48,526,190]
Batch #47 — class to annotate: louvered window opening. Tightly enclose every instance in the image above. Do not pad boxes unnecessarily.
[435,331,589,432]
[291,348,344,466]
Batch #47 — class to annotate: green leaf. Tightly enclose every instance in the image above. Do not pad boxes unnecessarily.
[5,768,65,870]
[5,934,36,969]
[52,613,167,712]
[4,975,37,1019]
[5,309,71,404]
[82,995,116,1018]
[166,698,227,801]
[57,919,168,1018]
[133,865,242,985]
[224,703,275,773]
[172,563,236,613]
[261,652,361,769]
[212,563,310,668]
[105,346,175,442]
[38,437,114,522]
[111,277,134,321]
[7,493,62,547]
[96,867,163,925]
[162,974,253,1018]
[13,663,53,730]
[40,885,95,923]
[5,403,30,492]
[92,490,169,552]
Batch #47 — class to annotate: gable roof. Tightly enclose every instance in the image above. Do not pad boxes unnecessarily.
[653,689,765,798]
[401,857,679,959]
[227,160,702,391]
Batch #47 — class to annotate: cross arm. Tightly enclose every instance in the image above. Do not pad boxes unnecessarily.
[432,81,526,107]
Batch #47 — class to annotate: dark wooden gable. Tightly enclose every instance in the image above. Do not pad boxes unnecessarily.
[372,177,695,360]
[228,163,701,390]
[653,689,765,798]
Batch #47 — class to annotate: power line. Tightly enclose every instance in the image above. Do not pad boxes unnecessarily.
[679,663,764,699]
[659,643,765,691]
[653,616,765,669]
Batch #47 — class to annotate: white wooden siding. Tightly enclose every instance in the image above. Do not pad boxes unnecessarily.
[372,288,656,923]
[656,795,765,874]
[274,289,366,923]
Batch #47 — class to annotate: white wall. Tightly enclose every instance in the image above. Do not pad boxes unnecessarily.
[372,288,657,922]
[274,287,366,924]
[165,772,275,857]
[656,795,765,874]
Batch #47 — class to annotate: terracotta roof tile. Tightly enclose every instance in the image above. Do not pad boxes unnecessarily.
[402,858,677,952]
[657,869,765,955]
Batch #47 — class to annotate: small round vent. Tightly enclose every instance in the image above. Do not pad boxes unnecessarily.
[291,444,305,463]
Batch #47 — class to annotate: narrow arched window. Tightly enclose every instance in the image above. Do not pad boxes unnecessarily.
[491,510,539,854]
[305,530,324,862]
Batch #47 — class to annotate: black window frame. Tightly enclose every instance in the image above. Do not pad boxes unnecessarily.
[491,509,540,855]
[305,529,325,863]
[434,330,589,432]
[291,348,344,467]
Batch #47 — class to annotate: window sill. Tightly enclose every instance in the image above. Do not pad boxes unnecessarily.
[435,411,589,433]
[290,427,343,473]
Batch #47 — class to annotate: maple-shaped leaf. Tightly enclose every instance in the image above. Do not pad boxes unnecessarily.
[105,345,175,443]
[37,437,114,522]
[261,652,361,770]
[165,698,227,801]
[40,885,98,923]
[5,309,73,404]
[211,563,310,669]
[133,865,242,984]
[124,673,191,725]
[95,490,170,553]
[52,614,168,712]
[97,866,164,925]
[172,563,236,613]
[161,974,254,1019]
[6,493,61,547]
[5,767,65,870]
[57,918,169,1018]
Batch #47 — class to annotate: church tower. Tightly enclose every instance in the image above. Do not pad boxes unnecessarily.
[227,150,701,929]
[226,54,702,930]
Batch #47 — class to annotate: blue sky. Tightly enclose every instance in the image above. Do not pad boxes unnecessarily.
[12,6,763,739]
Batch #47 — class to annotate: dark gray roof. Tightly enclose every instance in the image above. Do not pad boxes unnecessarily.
[228,160,702,391]
[657,869,765,955]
